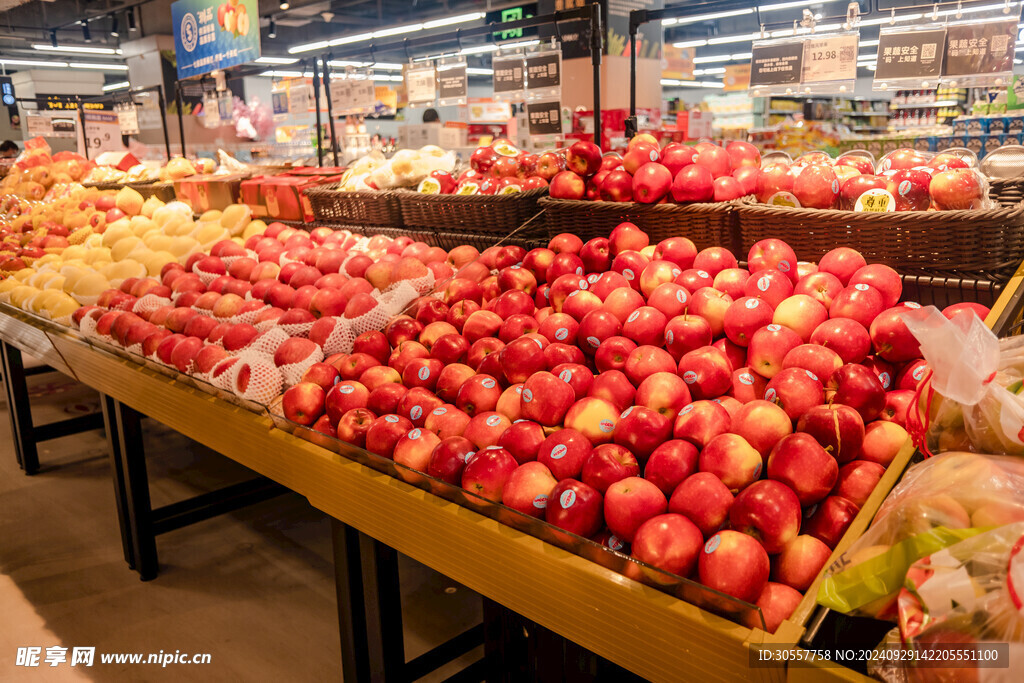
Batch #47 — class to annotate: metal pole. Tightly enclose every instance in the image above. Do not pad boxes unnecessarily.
[77,97,88,161]
[157,85,172,161]
[312,58,324,168]
[322,56,340,167]
[626,12,640,140]
[175,82,186,157]
[590,2,603,148]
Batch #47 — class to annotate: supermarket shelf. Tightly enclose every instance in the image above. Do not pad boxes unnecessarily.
[842,112,890,117]
[708,110,755,118]
[768,109,802,114]
[890,100,961,109]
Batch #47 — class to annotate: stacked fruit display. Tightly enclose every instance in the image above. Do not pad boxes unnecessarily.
[545,135,761,204]
[62,222,458,403]
[755,148,990,211]
[419,138,555,195]
[271,224,944,632]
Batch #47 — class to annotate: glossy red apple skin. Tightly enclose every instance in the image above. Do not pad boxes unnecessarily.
[603,476,668,543]
[796,404,865,465]
[698,530,770,603]
[766,432,838,506]
[630,513,704,579]
[729,480,802,554]
[545,478,604,538]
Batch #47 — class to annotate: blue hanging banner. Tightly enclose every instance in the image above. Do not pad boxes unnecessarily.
[172,0,261,79]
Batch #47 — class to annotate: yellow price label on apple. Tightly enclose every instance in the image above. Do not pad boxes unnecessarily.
[854,188,895,213]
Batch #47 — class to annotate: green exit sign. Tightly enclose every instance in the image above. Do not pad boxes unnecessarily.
[486,4,537,40]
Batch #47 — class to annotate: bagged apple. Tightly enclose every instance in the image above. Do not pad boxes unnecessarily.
[896,521,1024,644]
[816,451,1024,619]
[902,306,1024,456]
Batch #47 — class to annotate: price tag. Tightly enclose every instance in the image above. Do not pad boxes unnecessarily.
[25,114,53,137]
[288,84,310,115]
[406,67,436,105]
[854,188,896,212]
[802,34,858,84]
[82,111,124,154]
[117,105,140,135]
[202,91,221,127]
[350,79,375,112]
[526,99,561,136]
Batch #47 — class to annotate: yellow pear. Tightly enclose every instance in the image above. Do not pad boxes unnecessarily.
[115,186,145,217]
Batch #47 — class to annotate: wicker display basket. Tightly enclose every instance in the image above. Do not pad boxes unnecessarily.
[988,177,1024,208]
[735,202,1024,275]
[305,187,403,227]
[397,188,547,236]
[539,196,747,253]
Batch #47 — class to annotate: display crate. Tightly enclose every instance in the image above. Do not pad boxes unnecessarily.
[397,188,547,237]
[305,187,404,228]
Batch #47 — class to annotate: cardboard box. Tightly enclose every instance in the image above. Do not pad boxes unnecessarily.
[241,167,344,223]
[173,173,247,212]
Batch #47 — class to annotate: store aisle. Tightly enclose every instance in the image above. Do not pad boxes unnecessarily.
[0,367,481,681]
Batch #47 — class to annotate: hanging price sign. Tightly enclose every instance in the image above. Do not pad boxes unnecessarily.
[82,111,124,154]
[437,64,467,106]
[801,33,858,85]
[406,67,437,106]
[492,54,525,101]
[329,78,351,113]
[750,40,804,89]
[117,105,140,135]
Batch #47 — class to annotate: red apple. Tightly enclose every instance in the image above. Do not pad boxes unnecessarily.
[631,513,704,579]
[545,479,604,537]
[461,447,518,503]
[698,530,770,603]
[802,495,859,549]
[826,364,885,422]
[603,476,668,543]
[773,535,832,592]
[672,400,731,449]
[501,462,558,518]
[730,480,801,553]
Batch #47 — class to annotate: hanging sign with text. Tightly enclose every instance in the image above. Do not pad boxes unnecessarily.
[526,99,561,136]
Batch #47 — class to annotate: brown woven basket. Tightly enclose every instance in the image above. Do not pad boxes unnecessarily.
[397,187,547,236]
[736,202,1024,275]
[988,178,1024,208]
[540,196,747,253]
[305,186,403,227]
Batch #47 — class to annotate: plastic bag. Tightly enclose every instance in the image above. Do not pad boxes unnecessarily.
[902,306,1024,456]
[897,522,1024,644]
[817,451,1024,619]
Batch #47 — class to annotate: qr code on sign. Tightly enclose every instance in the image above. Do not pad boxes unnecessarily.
[992,34,1009,55]
[840,46,855,60]
[922,43,937,60]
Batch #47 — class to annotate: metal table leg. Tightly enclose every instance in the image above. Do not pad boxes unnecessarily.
[2,341,39,474]
[107,398,158,581]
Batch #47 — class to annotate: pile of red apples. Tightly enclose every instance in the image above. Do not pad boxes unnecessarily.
[420,138,559,195]
[756,148,989,211]
[69,223,458,400]
[546,135,761,204]
[277,224,983,632]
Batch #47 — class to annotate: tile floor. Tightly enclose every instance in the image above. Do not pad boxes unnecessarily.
[0,362,482,681]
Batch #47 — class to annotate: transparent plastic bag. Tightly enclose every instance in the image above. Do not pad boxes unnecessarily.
[902,306,1024,456]
[897,522,1024,644]
[817,451,1024,619]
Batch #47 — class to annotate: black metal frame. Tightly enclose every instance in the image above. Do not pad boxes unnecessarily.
[78,85,173,161]
[1,341,104,475]
[330,519,489,682]
[99,395,289,580]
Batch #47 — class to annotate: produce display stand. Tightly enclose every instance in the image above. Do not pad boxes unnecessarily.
[4,251,1024,680]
